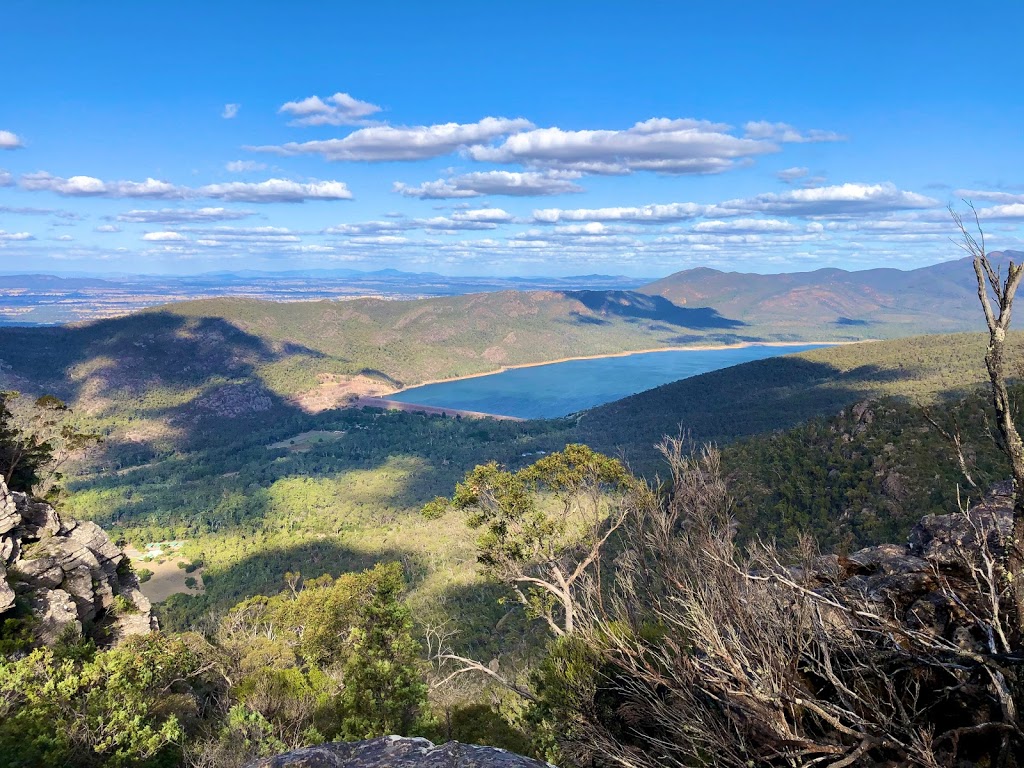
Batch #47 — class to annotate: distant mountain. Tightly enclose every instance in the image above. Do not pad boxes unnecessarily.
[0,274,118,290]
[640,253,1023,337]
[0,269,654,326]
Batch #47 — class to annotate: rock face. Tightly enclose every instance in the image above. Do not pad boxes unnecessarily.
[0,477,156,646]
[245,737,554,768]
[810,484,1014,652]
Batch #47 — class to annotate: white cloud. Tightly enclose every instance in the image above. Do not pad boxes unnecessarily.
[326,208,514,236]
[324,220,413,236]
[198,178,353,202]
[977,203,1024,220]
[20,172,188,199]
[468,118,780,175]
[777,166,809,183]
[279,92,382,126]
[246,117,534,161]
[94,224,122,233]
[225,160,267,173]
[394,170,585,198]
[0,230,33,241]
[693,218,796,233]
[0,131,23,150]
[54,234,74,241]
[21,172,351,203]
[744,121,845,143]
[0,169,12,186]
[448,207,513,224]
[956,189,1024,204]
[116,207,256,223]
[533,202,708,224]
[180,226,303,246]
[142,231,187,241]
[717,182,939,217]
[222,103,240,119]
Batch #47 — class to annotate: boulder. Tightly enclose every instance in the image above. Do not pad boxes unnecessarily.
[13,491,61,538]
[0,481,17,537]
[29,588,81,645]
[246,737,554,768]
[0,563,14,613]
[0,476,156,647]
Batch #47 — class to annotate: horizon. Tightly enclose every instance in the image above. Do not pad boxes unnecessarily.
[2,1,1023,277]
[0,249,1012,283]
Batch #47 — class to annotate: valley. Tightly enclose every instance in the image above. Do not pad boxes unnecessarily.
[3,256,1023,766]
[6,10,1024,764]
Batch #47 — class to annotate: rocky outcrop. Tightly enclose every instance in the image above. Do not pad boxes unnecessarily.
[246,737,554,768]
[808,484,1014,653]
[0,477,156,646]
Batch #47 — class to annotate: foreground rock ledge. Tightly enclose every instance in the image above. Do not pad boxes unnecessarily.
[245,736,555,768]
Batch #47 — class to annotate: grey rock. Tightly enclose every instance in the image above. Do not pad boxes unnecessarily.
[0,480,17,536]
[67,520,124,577]
[16,551,65,589]
[63,564,100,623]
[907,491,1011,569]
[0,563,14,613]
[0,534,17,564]
[0,475,155,646]
[13,491,61,538]
[30,588,81,645]
[246,737,554,768]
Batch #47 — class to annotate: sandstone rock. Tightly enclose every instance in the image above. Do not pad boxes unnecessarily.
[67,520,124,577]
[0,481,17,537]
[246,737,554,768]
[30,588,81,645]
[907,488,1011,569]
[13,491,61,538]
[0,475,155,647]
[0,563,14,613]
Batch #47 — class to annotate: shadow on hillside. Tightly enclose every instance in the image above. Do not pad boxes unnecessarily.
[576,357,941,476]
[560,290,745,330]
[0,311,326,397]
[0,311,369,455]
[156,538,416,630]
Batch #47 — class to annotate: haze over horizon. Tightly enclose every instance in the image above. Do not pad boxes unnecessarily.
[2,1,1022,278]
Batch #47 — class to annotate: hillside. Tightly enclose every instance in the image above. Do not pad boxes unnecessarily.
[27,329,1006,633]
[573,331,1024,473]
[0,289,743,409]
[640,253,1021,338]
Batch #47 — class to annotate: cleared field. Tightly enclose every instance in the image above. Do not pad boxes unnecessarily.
[124,545,206,604]
[268,429,347,451]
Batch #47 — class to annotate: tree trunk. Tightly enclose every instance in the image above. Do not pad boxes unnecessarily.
[984,327,1024,630]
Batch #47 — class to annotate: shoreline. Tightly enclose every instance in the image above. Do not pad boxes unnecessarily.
[394,338,872,394]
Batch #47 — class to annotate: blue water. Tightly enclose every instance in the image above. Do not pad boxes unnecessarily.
[389,344,828,419]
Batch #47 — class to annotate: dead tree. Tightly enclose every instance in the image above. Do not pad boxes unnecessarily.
[953,203,1024,631]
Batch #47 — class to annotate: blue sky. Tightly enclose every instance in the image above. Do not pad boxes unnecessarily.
[1,1,1022,276]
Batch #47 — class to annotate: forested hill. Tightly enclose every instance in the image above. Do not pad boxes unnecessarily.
[573,331,1024,474]
[640,252,1022,338]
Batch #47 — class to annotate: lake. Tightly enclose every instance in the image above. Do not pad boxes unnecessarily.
[388,344,829,419]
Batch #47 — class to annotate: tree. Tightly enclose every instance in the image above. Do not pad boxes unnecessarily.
[0,633,214,768]
[423,445,648,704]
[426,444,645,640]
[953,203,1024,629]
[543,439,1024,767]
[0,392,101,499]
